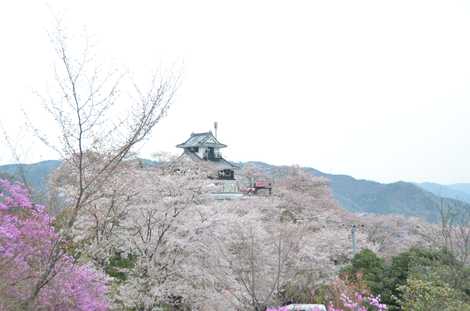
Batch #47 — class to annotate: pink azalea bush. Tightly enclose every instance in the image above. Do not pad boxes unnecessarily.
[0,179,108,310]
[267,292,387,311]
[327,292,387,311]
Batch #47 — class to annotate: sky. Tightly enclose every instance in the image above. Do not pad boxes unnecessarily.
[0,0,470,184]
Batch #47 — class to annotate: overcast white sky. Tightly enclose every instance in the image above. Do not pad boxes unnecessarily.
[1,0,469,184]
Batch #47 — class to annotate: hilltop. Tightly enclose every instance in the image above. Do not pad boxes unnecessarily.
[1,159,468,223]
[241,161,470,223]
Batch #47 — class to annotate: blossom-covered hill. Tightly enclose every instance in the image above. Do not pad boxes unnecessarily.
[241,161,470,223]
[0,159,443,310]
[50,159,435,309]
[1,159,468,223]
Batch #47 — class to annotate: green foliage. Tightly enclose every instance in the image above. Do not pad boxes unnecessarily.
[105,252,136,281]
[399,278,470,311]
[341,249,385,294]
[381,248,444,309]
[386,248,470,309]
[342,248,470,310]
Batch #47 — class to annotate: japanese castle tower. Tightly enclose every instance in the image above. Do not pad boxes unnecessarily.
[176,125,237,180]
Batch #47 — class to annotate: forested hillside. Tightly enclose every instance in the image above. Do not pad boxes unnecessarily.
[1,159,444,310]
[418,182,470,203]
[0,160,60,192]
[243,162,470,223]
[2,160,468,223]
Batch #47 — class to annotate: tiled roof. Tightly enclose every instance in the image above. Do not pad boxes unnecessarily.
[176,132,227,148]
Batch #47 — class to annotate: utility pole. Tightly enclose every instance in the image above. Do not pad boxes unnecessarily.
[351,224,357,256]
[351,224,360,311]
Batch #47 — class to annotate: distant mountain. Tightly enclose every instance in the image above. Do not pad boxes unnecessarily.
[1,159,468,223]
[448,183,470,196]
[0,160,61,193]
[417,182,470,204]
[243,161,470,223]
[0,158,160,191]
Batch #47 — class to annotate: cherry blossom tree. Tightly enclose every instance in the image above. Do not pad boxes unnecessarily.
[48,158,434,310]
[21,18,177,306]
[35,22,177,231]
[436,199,470,266]
[111,165,212,310]
[363,213,434,259]
[53,159,213,310]
[187,167,379,310]
[190,198,302,310]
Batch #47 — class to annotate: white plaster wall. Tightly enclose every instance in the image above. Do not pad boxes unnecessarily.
[194,146,222,159]
[197,147,206,159]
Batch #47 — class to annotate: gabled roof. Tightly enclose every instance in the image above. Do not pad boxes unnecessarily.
[176,132,227,149]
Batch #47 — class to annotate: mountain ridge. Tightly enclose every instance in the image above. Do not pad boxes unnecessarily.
[1,159,468,223]
[417,182,470,204]
[0,160,61,193]
[242,161,469,223]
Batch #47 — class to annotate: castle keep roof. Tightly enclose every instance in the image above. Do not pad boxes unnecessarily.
[176,132,227,149]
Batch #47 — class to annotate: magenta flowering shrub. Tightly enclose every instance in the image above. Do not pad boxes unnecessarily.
[266,308,323,311]
[0,179,108,311]
[267,293,386,311]
[267,308,325,311]
[327,292,387,311]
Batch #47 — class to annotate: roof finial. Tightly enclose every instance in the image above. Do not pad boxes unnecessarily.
[214,121,218,139]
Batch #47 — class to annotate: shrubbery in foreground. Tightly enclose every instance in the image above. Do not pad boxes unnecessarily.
[0,179,108,310]
[267,292,386,311]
